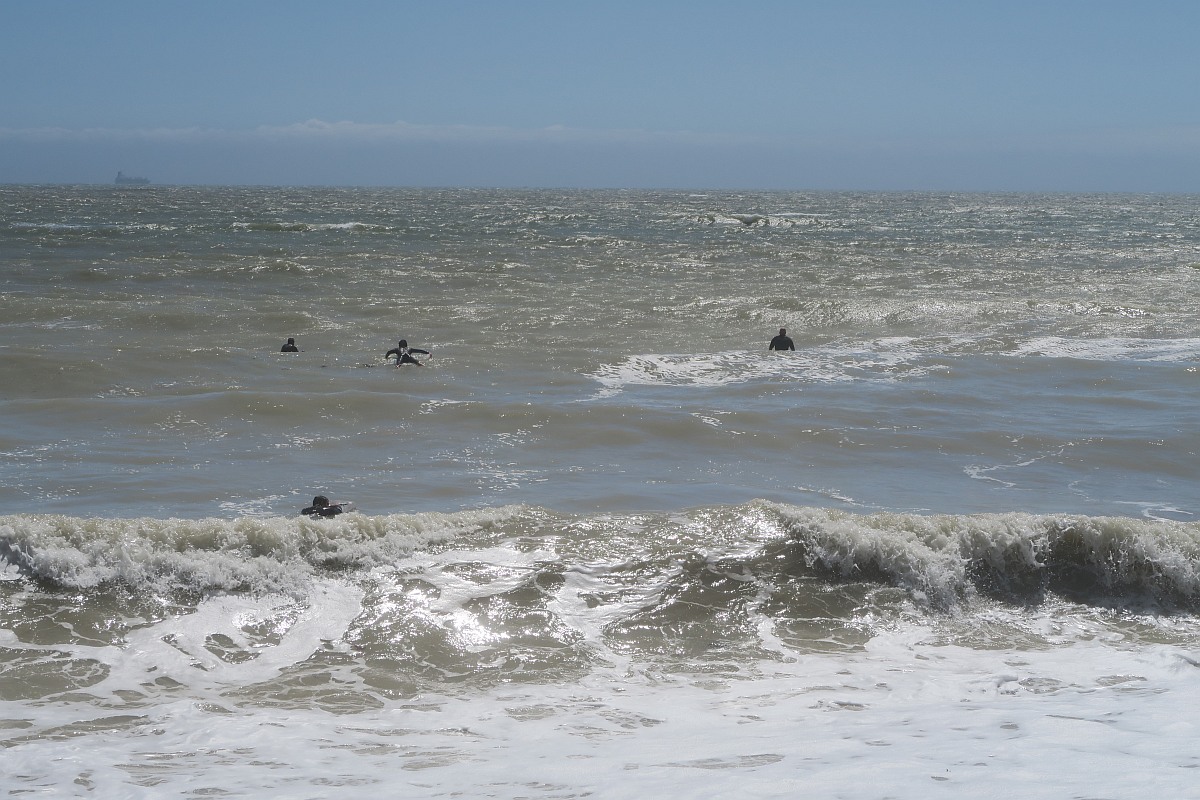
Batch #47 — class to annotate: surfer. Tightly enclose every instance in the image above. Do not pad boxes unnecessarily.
[769,328,795,351]
[280,337,299,352]
[385,339,431,366]
[301,495,349,518]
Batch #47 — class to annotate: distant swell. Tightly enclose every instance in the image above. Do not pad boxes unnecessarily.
[230,221,387,233]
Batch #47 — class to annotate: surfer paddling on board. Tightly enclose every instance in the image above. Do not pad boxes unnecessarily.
[768,328,795,351]
[301,495,353,518]
[280,337,299,352]
[385,339,431,366]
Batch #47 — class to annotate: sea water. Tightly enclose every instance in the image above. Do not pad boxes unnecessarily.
[2,186,1199,797]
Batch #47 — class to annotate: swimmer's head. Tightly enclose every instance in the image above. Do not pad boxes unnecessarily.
[311,495,329,508]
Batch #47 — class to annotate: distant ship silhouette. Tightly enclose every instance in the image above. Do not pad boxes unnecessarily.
[114,171,150,185]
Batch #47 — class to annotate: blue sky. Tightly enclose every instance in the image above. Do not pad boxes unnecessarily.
[2,0,1197,190]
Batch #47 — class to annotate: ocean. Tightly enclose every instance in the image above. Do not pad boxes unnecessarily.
[2,185,1199,797]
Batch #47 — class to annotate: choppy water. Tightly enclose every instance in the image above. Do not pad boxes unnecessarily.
[2,186,1200,797]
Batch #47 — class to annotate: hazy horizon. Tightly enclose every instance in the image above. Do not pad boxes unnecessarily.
[3,1,1198,192]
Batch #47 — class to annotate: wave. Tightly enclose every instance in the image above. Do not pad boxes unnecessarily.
[768,504,1200,610]
[229,221,389,233]
[4,221,178,239]
[3,504,1198,614]
[692,212,827,228]
[589,333,1200,395]
[1005,335,1200,362]
[588,345,945,392]
[0,507,526,597]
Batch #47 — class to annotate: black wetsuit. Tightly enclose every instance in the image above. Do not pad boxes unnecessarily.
[385,346,430,365]
[301,503,344,518]
[281,343,299,352]
[769,334,795,351]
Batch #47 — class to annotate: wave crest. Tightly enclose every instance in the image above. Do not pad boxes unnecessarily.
[0,508,525,597]
[5,505,1199,614]
[769,504,1200,609]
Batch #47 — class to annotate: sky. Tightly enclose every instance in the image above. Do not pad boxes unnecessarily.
[2,0,1198,191]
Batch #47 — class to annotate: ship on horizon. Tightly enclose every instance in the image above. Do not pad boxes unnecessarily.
[114,171,150,185]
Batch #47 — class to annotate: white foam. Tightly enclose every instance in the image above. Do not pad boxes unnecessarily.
[0,508,529,595]
[1008,335,1200,362]
[588,342,943,394]
[116,580,364,685]
[6,618,1199,799]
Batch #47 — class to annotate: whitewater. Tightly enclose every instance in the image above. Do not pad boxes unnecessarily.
[2,186,1200,797]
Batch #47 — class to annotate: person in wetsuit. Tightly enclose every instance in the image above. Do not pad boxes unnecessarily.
[301,495,346,518]
[281,337,299,352]
[769,328,795,351]
[385,339,431,366]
